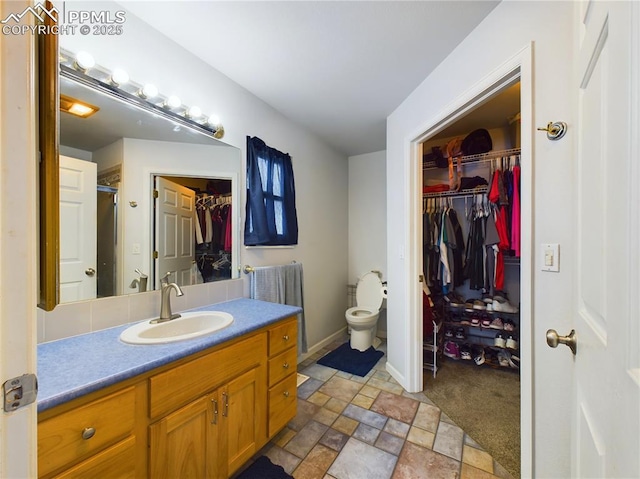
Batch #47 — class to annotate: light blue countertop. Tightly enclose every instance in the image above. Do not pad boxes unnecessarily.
[37,298,302,413]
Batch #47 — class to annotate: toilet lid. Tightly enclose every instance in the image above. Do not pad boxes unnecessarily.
[356,272,385,309]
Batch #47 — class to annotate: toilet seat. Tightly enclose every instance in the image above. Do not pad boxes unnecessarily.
[345,306,377,322]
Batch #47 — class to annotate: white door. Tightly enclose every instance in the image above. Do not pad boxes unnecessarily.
[154,177,195,288]
[59,155,97,303]
[569,1,640,476]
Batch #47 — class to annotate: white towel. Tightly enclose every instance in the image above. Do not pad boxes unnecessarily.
[250,263,307,354]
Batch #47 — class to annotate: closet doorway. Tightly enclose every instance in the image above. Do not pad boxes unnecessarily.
[409,56,533,478]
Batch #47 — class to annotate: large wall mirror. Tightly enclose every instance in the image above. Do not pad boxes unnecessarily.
[41,47,241,309]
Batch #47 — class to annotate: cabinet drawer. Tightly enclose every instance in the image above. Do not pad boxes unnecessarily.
[38,387,135,477]
[268,347,297,386]
[51,436,137,479]
[150,333,266,419]
[268,318,297,356]
[268,373,297,437]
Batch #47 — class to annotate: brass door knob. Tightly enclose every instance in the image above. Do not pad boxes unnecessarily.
[546,329,577,355]
[85,268,96,277]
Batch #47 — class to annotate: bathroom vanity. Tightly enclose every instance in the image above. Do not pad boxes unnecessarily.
[36,299,300,479]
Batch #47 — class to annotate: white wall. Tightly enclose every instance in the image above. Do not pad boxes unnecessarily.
[387,2,575,478]
[42,1,349,353]
[348,150,387,334]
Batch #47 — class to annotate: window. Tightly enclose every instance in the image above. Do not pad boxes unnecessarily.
[244,136,298,246]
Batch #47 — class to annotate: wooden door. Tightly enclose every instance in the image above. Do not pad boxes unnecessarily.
[154,176,195,288]
[149,394,219,479]
[225,368,259,476]
[59,155,97,302]
[571,1,640,476]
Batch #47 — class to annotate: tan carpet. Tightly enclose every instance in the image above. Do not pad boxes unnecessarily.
[424,358,520,478]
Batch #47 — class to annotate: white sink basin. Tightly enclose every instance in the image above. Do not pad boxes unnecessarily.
[120,311,234,345]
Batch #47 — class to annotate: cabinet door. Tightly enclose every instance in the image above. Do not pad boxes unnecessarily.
[225,368,260,476]
[149,393,220,479]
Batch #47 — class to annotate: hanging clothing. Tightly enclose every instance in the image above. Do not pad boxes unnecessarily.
[511,165,521,257]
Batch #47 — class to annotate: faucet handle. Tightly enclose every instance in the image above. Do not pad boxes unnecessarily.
[160,271,174,285]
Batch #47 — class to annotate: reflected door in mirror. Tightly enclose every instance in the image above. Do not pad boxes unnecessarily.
[60,155,97,302]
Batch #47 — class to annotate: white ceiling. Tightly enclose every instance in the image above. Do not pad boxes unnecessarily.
[119,1,500,156]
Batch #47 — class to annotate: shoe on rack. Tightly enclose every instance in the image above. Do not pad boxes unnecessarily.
[503,319,516,331]
[473,346,486,366]
[470,315,481,327]
[460,343,472,360]
[482,292,493,304]
[489,318,504,330]
[498,350,519,369]
[480,315,492,328]
[444,341,460,359]
[444,328,454,339]
[460,315,471,326]
[455,327,466,340]
[493,290,509,303]
[492,299,519,314]
[494,333,506,348]
[472,299,487,311]
[506,335,518,350]
[486,302,493,312]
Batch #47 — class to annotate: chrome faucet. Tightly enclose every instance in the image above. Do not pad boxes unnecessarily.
[151,271,184,323]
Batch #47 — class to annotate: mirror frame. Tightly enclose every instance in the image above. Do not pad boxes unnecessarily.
[38,0,59,311]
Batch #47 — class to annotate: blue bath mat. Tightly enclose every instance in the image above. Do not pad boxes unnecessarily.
[317,341,384,377]
[236,456,293,479]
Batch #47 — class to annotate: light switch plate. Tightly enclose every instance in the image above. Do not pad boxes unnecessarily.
[541,243,560,272]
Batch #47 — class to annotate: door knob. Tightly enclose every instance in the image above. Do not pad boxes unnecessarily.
[546,329,577,355]
[85,268,96,277]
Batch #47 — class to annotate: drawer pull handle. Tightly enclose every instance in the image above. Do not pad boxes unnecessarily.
[82,427,96,440]
[211,398,218,425]
[222,391,229,417]
[283,335,290,341]
[283,391,290,398]
[282,362,290,369]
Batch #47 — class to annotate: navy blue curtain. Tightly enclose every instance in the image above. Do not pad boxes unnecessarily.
[244,136,298,246]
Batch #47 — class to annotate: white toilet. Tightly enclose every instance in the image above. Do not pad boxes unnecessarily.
[346,271,387,351]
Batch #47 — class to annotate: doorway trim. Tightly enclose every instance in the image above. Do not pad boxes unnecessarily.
[404,43,533,477]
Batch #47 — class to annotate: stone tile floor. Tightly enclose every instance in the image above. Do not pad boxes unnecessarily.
[240,338,516,479]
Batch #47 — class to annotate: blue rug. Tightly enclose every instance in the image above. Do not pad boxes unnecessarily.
[236,456,292,479]
[317,341,384,377]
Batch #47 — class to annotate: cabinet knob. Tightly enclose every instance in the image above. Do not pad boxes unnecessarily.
[82,427,96,440]
[283,391,290,398]
[282,362,290,369]
[283,335,290,341]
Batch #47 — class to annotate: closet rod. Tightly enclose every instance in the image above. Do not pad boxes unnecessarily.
[423,186,488,199]
[423,147,521,171]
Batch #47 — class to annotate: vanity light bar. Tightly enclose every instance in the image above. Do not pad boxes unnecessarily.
[59,48,224,138]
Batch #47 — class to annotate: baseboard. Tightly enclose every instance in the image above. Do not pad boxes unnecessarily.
[385,360,406,389]
[297,326,348,364]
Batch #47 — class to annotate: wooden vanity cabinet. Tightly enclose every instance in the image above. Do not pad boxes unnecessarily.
[267,317,298,436]
[148,332,268,478]
[37,316,298,479]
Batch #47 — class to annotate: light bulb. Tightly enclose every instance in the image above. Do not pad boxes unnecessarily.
[74,51,95,71]
[165,95,181,110]
[138,83,158,100]
[208,115,220,127]
[187,106,202,119]
[110,68,129,86]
